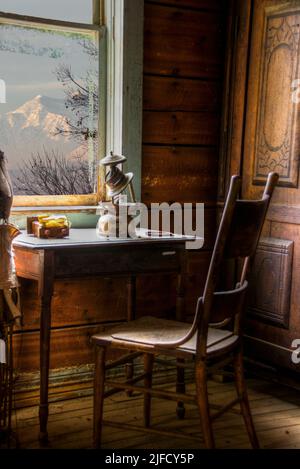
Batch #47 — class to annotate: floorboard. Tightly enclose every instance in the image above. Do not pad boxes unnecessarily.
[6,376,300,449]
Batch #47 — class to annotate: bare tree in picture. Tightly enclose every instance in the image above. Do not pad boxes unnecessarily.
[55,39,98,142]
[13,149,95,195]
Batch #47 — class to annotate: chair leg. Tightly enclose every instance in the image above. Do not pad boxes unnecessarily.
[195,360,215,449]
[176,358,185,419]
[144,353,154,427]
[93,346,106,449]
[233,349,259,449]
[125,361,134,397]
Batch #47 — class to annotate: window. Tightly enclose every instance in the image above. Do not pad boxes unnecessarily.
[0,22,100,197]
[0,1,104,207]
[0,1,143,208]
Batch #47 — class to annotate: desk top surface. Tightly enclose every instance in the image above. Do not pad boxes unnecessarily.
[13,228,197,250]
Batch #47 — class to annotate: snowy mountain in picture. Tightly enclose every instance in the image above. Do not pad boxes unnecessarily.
[0,95,82,169]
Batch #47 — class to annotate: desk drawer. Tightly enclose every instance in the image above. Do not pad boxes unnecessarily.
[55,245,182,276]
[15,247,40,279]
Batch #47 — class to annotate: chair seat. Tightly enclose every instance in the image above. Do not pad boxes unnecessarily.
[91,316,239,357]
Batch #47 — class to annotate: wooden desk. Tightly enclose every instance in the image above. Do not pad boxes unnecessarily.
[13,228,191,441]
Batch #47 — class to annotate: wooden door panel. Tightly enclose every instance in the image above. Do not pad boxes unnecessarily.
[243,0,300,199]
[270,222,300,335]
[252,8,300,187]
[249,237,293,329]
[239,0,300,370]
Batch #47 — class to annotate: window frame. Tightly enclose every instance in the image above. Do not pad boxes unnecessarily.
[0,0,143,210]
[104,0,143,202]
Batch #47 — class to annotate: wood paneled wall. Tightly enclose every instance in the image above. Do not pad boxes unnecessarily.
[142,0,225,205]
[142,0,227,317]
[13,0,227,398]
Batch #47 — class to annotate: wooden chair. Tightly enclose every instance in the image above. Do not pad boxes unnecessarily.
[91,172,278,449]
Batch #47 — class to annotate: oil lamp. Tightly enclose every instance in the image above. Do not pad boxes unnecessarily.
[97,151,137,237]
[101,151,136,203]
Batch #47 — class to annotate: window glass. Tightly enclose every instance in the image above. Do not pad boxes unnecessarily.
[0,23,99,195]
[0,0,93,24]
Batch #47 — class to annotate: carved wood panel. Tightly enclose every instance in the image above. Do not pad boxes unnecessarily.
[249,237,293,328]
[253,10,300,187]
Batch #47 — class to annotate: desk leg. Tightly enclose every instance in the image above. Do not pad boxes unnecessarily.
[38,252,54,443]
[39,294,53,443]
[126,276,136,394]
[127,275,136,322]
[176,255,186,419]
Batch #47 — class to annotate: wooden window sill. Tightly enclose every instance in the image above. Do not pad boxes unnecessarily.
[11,205,100,214]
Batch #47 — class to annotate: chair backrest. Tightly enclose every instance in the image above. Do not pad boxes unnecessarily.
[196,172,278,358]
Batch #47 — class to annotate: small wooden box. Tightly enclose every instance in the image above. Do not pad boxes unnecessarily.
[27,216,70,239]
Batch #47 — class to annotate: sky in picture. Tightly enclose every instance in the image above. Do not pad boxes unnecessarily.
[0,0,92,114]
[0,0,92,24]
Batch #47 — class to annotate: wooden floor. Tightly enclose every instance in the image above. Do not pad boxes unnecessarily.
[9,373,300,449]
